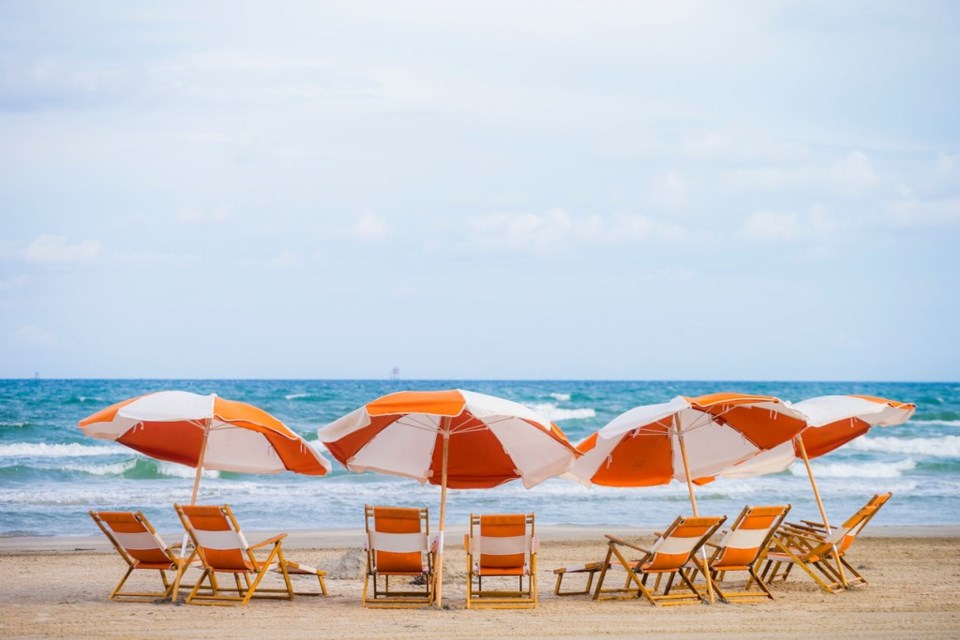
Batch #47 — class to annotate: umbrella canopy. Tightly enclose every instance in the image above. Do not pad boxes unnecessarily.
[572,393,808,495]
[721,395,917,480]
[79,390,331,503]
[317,388,579,607]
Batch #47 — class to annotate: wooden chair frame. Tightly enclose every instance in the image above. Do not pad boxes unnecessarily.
[685,505,791,603]
[90,510,196,602]
[362,505,436,608]
[589,515,726,606]
[175,503,326,606]
[465,513,537,609]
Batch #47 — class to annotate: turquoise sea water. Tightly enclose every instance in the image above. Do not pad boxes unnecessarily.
[1,379,958,537]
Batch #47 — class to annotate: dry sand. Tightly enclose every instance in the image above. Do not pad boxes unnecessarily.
[2,526,959,639]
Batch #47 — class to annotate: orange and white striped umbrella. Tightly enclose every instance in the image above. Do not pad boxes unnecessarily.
[722,395,917,479]
[317,388,578,607]
[572,393,807,500]
[79,390,330,504]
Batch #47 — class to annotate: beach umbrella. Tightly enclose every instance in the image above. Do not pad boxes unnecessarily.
[316,388,579,607]
[79,390,331,505]
[570,392,808,602]
[720,395,915,533]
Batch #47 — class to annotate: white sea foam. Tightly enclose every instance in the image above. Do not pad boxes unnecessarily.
[792,458,916,479]
[549,393,571,402]
[157,462,219,479]
[60,460,138,476]
[530,403,596,421]
[285,393,312,400]
[909,419,960,428]
[848,435,960,458]
[0,442,125,458]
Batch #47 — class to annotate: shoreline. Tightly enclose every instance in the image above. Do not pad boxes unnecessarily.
[3,523,960,554]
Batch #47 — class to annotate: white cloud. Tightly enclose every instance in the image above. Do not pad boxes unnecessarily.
[738,206,844,245]
[737,211,801,242]
[888,197,960,227]
[351,211,388,241]
[13,325,57,348]
[467,209,685,254]
[830,151,878,194]
[23,235,101,263]
[177,205,231,223]
[651,171,688,209]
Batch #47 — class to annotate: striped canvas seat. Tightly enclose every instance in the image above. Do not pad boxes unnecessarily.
[362,505,435,608]
[465,513,537,609]
[763,493,891,593]
[589,515,726,606]
[175,503,326,606]
[684,505,791,602]
[90,510,194,602]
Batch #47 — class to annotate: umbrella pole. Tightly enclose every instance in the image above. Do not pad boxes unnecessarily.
[182,424,210,558]
[675,416,714,604]
[435,419,450,608]
[795,436,847,587]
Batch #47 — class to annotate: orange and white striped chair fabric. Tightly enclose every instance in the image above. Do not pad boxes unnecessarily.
[763,493,891,593]
[464,513,538,609]
[685,505,791,602]
[90,510,195,602]
[362,505,436,608]
[588,515,726,606]
[175,503,326,606]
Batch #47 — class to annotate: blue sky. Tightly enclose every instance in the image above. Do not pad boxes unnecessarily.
[1,1,958,381]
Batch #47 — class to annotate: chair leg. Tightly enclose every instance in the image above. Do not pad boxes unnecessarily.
[109,566,135,600]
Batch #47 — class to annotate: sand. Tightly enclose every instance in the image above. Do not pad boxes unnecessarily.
[2,526,959,639]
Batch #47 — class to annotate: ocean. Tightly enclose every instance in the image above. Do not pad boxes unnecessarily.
[1,379,958,537]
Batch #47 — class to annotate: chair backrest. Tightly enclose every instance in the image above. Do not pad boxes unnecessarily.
[643,515,726,571]
[365,505,430,573]
[825,492,892,554]
[90,510,175,568]
[711,505,791,569]
[469,513,534,571]
[175,504,253,572]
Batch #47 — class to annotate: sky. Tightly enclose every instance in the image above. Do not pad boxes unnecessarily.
[1,1,959,381]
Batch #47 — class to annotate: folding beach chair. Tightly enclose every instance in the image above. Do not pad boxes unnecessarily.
[362,505,436,608]
[90,510,195,602]
[174,503,327,606]
[465,513,538,609]
[684,505,791,603]
[571,515,726,606]
[763,493,891,592]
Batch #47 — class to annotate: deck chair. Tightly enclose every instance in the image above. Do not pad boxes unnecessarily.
[684,505,791,603]
[89,510,195,602]
[763,493,891,592]
[362,505,436,608]
[465,513,538,609]
[174,503,327,606]
[584,515,725,606]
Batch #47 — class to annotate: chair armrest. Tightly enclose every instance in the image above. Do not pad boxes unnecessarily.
[605,534,650,555]
[248,533,288,550]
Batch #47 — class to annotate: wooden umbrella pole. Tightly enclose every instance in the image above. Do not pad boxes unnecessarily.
[795,436,847,586]
[190,423,211,505]
[675,414,714,604]
[435,419,451,608]
[182,422,211,559]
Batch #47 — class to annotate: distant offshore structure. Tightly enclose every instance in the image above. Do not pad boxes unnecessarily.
[389,367,400,382]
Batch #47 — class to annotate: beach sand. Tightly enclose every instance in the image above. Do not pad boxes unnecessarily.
[2,527,959,639]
